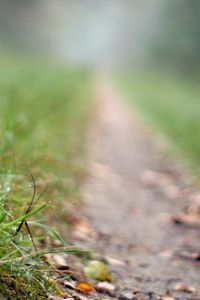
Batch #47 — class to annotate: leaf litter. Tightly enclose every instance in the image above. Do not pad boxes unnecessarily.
[68,82,200,300]
[49,82,200,300]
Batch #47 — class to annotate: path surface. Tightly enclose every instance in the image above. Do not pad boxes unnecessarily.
[80,80,200,298]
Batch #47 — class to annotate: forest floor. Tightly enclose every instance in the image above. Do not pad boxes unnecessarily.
[71,79,200,300]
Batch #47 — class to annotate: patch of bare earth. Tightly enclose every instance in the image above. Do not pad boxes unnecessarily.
[72,79,200,300]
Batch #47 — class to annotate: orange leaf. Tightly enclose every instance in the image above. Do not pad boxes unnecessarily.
[76,282,94,293]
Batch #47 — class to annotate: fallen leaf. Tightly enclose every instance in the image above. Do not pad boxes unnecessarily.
[141,170,159,186]
[174,284,196,293]
[53,254,69,270]
[187,192,200,216]
[159,249,173,258]
[172,213,200,227]
[178,250,200,261]
[72,219,96,241]
[104,256,126,266]
[164,184,180,200]
[63,280,76,290]
[84,260,112,282]
[96,281,115,295]
[141,170,180,199]
[91,162,113,178]
[163,290,174,300]
[75,282,94,293]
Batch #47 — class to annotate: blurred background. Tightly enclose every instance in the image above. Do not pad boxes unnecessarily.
[1,0,200,190]
[0,0,161,66]
[1,0,200,71]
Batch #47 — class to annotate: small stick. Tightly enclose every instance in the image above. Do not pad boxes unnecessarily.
[15,173,36,235]
[25,220,37,252]
[15,173,48,252]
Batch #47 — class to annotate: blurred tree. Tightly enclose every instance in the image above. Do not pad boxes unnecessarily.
[152,0,200,74]
[0,1,40,50]
[0,1,56,54]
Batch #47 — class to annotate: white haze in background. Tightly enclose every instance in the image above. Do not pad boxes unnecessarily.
[0,0,162,66]
[45,0,162,66]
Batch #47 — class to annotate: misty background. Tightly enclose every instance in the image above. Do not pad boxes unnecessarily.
[1,0,200,73]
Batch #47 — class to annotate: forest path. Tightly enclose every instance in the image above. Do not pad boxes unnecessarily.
[78,79,200,299]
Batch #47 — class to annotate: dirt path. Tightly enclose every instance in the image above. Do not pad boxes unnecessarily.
[78,80,200,299]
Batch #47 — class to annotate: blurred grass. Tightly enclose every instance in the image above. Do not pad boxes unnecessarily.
[0,51,93,299]
[0,52,93,208]
[118,71,200,172]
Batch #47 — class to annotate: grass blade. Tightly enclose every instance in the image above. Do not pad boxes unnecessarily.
[0,204,47,231]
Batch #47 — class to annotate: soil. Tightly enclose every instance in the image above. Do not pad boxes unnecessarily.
[76,80,200,299]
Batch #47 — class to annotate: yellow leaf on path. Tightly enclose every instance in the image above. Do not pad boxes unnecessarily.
[76,282,94,293]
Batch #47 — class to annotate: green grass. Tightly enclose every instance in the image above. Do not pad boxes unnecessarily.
[0,52,93,299]
[118,71,200,172]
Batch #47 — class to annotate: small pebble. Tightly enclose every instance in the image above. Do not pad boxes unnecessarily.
[96,281,115,295]
[118,291,135,300]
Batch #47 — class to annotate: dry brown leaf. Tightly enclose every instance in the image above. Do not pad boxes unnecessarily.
[174,284,196,293]
[172,213,200,227]
[178,250,200,261]
[141,170,180,199]
[163,290,174,300]
[72,219,96,241]
[187,192,200,216]
[63,280,76,290]
[104,256,126,266]
[53,254,69,270]
[141,170,159,186]
[43,253,70,271]
[159,249,173,258]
